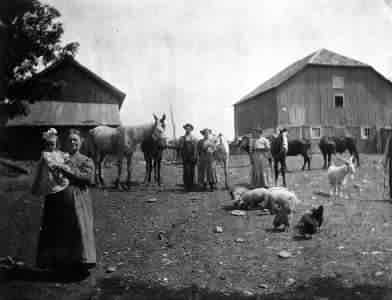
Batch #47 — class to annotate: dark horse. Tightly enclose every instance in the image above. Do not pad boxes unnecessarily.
[141,135,167,185]
[238,135,311,187]
[268,135,312,186]
[319,136,360,169]
[268,137,312,171]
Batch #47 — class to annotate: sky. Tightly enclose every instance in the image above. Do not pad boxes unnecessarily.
[45,0,392,140]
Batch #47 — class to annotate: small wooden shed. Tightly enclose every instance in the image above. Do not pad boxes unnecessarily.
[3,56,126,160]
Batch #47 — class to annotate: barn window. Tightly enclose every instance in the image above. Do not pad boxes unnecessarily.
[332,76,344,89]
[334,94,344,108]
[310,127,322,139]
[361,127,371,139]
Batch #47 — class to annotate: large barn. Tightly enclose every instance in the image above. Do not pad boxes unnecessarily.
[3,56,126,160]
[234,49,392,153]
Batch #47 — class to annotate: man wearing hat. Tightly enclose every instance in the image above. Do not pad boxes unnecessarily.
[178,123,198,191]
[279,128,289,153]
[249,126,271,188]
[275,127,289,185]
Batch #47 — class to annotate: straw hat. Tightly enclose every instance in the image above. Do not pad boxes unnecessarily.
[183,123,194,130]
[200,128,212,135]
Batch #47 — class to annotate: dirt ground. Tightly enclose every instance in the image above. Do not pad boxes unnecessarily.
[1,152,392,300]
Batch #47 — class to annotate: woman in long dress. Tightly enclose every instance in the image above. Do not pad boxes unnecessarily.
[249,127,271,188]
[32,128,96,278]
[197,128,218,191]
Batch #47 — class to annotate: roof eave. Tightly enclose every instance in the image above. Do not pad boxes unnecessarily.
[68,57,126,104]
[307,63,370,68]
[234,87,277,106]
[13,56,127,107]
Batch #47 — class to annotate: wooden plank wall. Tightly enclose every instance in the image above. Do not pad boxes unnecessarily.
[276,65,392,153]
[234,89,278,137]
[38,64,121,106]
[278,66,392,127]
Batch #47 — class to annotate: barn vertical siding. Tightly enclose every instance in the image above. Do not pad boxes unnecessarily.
[275,65,392,152]
[234,89,278,136]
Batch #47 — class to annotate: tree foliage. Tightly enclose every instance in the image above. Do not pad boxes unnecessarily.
[0,0,79,117]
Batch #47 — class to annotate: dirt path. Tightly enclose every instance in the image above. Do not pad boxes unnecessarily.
[1,154,392,299]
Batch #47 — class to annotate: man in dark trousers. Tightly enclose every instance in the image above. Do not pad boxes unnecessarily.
[383,131,392,199]
[178,123,198,192]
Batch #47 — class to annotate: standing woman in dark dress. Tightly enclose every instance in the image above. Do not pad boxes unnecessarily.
[33,129,96,278]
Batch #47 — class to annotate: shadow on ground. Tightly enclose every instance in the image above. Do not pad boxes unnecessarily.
[1,271,392,300]
[79,275,392,300]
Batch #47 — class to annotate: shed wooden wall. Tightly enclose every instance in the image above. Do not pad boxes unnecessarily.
[234,89,278,137]
[38,64,121,106]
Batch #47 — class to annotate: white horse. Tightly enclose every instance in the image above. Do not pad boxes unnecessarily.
[211,133,230,189]
[87,114,167,189]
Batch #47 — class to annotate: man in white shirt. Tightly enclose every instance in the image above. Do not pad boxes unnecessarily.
[280,128,289,153]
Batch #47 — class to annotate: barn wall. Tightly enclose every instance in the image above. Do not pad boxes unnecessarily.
[234,89,278,137]
[276,65,392,153]
[38,64,121,106]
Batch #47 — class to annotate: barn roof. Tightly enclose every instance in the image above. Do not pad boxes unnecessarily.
[236,48,370,105]
[15,56,126,107]
[6,101,121,127]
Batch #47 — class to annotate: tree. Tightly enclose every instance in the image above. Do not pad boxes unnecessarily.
[0,0,79,118]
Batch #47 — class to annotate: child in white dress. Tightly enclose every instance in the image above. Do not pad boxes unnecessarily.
[32,128,71,196]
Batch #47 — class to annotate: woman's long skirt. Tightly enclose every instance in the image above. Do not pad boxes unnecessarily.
[198,154,217,187]
[36,185,96,270]
[250,151,271,188]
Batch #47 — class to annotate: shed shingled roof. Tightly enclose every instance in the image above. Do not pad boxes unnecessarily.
[236,49,370,105]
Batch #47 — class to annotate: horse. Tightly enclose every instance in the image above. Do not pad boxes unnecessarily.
[86,114,167,188]
[319,136,360,169]
[238,135,311,186]
[284,139,312,170]
[141,134,166,185]
[211,133,230,189]
[269,134,314,186]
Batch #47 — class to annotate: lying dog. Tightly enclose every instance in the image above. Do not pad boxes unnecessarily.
[294,205,324,239]
[229,185,301,231]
